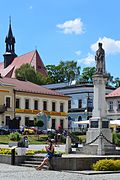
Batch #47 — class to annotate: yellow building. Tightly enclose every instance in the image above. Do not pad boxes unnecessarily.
[0,80,15,126]
[0,77,69,130]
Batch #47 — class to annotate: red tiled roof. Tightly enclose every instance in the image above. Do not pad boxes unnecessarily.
[0,77,68,98]
[0,50,47,78]
[106,87,120,98]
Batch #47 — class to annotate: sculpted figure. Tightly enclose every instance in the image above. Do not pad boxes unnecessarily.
[95,42,106,74]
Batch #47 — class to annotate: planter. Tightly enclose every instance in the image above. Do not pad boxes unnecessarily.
[16,147,26,155]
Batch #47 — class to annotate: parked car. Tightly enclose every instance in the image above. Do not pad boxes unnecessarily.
[30,127,42,134]
[23,127,35,135]
[42,128,56,134]
[0,127,10,135]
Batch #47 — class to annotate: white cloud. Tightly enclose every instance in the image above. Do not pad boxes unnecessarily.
[75,50,81,56]
[56,18,84,35]
[78,53,95,66]
[91,37,120,55]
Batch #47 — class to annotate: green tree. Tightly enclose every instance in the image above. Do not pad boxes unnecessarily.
[113,77,120,88]
[106,73,114,87]
[46,60,80,84]
[15,64,51,85]
[78,67,96,83]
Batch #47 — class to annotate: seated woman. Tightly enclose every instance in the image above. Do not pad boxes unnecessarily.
[36,139,54,170]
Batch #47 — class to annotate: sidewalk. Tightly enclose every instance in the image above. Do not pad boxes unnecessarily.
[0,163,120,180]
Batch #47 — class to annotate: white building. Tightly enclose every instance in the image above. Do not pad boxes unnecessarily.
[43,82,115,130]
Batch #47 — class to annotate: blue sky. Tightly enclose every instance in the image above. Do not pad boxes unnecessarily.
[0,0,120,78]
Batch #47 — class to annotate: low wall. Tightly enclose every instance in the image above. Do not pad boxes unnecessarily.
[50,156,120,171]
[1,154,120,171]
[0,155,26,165]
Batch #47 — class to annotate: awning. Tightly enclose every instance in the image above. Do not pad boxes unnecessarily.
[74,120,89,125]
[74,120,120,126]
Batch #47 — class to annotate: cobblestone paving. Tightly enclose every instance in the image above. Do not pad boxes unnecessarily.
[0,163,119,180]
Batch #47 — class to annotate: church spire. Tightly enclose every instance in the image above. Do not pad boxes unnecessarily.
[3,17,17,68]
[8,16,13,39]
[5,16,16,53]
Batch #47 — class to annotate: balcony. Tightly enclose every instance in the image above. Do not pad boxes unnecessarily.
[0,104,7,114]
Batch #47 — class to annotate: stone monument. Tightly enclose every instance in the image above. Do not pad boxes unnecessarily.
[79,43,115,155]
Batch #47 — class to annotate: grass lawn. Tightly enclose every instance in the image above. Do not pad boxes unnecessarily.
[0,135,10,144]
[0,134,48,145]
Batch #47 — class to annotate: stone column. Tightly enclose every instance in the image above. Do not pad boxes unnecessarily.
[65,136,72,154]
[86,74,112,155]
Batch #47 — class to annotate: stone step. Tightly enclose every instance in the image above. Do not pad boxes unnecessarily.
[19,155,49,170]
[23,160,44,164]
[20,163,48,170]
[25,156,45,161]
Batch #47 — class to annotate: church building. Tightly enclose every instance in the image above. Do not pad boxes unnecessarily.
[0,19,47,78]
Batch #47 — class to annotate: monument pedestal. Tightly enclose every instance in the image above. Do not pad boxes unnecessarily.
[79,74,115,155]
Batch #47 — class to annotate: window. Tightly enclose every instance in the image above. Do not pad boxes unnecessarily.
[5,116,10,126]
[16,99,20,108]
[87,98,93,112]
[68,100,71,109]
[117,101,120,111]
[109,101,113,111]
[51,119,56,129]
[25,99,29,109]
[25,117,30,126]
[78,99,82,108]
[34,100,38,110]
[60,103,64,112]
[43,101,47,111]
[60,119,64,129]
[6,97,10,108]
[78,116,82,128]
[52,102,56,111]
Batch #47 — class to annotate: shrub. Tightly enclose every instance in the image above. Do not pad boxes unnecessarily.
[0,148,11,154]
[26,149,64,155]
[9,132,21,141]
[112,132,120,145]
[70,132,79,143]
[26,150,35,155]
[92,159,120,171]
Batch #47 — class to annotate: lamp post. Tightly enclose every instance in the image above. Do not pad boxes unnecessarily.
[86,93,93,120]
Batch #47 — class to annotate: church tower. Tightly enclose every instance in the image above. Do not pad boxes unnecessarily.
[3,17,17,68]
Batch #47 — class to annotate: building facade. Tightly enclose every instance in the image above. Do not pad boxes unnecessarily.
[106,87,120,120]
[0,81,15,126]
[43,82,115,130]
[0,77,69,130]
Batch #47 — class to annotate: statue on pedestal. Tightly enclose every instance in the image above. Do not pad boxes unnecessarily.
[95,42,106,74]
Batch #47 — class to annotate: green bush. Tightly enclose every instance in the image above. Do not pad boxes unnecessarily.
[112,132,120,145]
[92,159,120,171]
[0,148,11,154]
[70,132,79,143]
[48,133,55,140]
[26,149,64,155]
[9,132,21,141]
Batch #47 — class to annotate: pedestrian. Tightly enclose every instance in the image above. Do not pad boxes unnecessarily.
[36,139,54,170]
[54,133,58,147]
